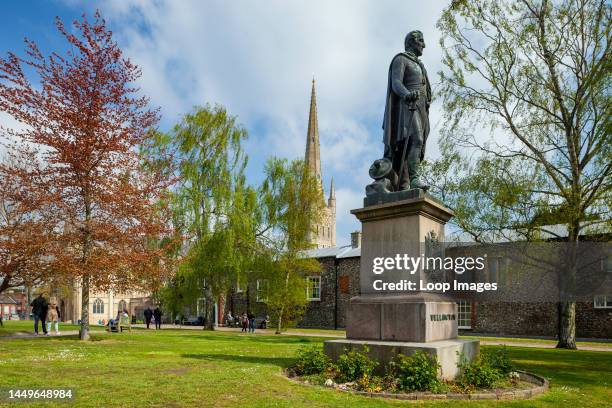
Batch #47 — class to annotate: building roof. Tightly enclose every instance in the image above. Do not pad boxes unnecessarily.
[337,247,361,259]
[0,294,19,304]
[301,245,352,259]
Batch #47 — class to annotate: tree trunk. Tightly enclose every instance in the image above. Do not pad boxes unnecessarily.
[79,275,90,340]
[557,301,577,349]
[203,287,215,331]
[275,305,284,335]
[556,221,578,349]
[79,195,92,341]
[275,270,291,335]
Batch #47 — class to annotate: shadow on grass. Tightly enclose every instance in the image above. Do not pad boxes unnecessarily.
[171,332,320,345]
[181,353,294,368]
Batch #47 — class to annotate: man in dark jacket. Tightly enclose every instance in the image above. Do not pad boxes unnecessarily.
[144,307,153,329]
[153,307,162,330]
[382,30,431,191]
[30,293,48,335]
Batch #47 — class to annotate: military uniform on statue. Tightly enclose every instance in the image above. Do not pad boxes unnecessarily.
[382,30,431,192]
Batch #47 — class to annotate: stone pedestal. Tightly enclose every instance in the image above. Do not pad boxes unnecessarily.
[346,294,458,342]
[324,191,479,380]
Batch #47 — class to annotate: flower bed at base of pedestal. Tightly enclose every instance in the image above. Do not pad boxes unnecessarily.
[285,370,549,401]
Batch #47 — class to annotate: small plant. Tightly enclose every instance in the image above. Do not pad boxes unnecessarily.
[292,345,330,376]
[483,346,513,374]
[388,350,443,392]
[457,354,503,389]
[334,346,378,383]
[301,372,328,385]
[356,374,384,393]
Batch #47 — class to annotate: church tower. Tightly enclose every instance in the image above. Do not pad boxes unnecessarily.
[305,78,336,248]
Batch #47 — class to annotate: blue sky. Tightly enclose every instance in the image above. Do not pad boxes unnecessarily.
[0,1,452,246]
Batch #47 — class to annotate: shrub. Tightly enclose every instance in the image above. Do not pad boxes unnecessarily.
[483,346,513,374]
[389,350,443,392]
[293,346,330,376]
[457,354,503,389]
[356,374,384,393]
[334,346,378,383]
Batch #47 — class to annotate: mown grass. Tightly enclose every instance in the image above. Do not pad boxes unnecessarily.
[0,327,610,407]
[0,320,105,337]
[461,335,612,349]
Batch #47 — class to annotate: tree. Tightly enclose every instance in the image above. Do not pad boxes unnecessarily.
[0,151,56,294]
[257,158,324,333]
[436,0,610,348]
[149,105,249,330]
[0,12,175,340]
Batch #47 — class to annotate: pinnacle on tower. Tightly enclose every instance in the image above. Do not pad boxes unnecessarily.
[305,77,322,185]
[328,177,336,209]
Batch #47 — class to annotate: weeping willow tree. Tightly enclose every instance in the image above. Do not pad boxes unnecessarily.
[151,104,249,329]
[256,158,324,333]
[434,0,611,348]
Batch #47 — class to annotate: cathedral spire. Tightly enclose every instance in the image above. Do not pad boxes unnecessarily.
[305,77,322,184]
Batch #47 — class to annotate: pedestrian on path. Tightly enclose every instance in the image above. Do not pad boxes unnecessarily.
[153,307,163,329]
[241,312,248,333]
[46,296,61,336]
[30,293,48,335]
[144,307,153,329]
[248,312,255,334]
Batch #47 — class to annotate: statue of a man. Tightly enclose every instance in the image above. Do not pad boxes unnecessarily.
[382,30,431,191]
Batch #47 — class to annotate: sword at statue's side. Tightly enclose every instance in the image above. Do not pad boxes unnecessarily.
[397,91,419,191]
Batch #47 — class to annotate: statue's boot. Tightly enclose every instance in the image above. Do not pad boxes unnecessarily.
[408,160,430,191]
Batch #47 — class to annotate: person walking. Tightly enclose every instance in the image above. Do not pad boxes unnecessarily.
[247,312,255,334]
[144,307,153,329]
[46,296,61,336]
[241,312,248,333]
[30,293,48,335]
[153,307,163,329]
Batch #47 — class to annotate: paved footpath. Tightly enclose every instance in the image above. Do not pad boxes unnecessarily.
[3,325,610,352]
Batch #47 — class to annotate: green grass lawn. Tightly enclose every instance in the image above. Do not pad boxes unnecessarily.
[0,320,105,337]
[0,328,610,407]
[460,335,612,349]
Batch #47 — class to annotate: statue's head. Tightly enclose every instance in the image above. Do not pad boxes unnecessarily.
[405,30,425,56]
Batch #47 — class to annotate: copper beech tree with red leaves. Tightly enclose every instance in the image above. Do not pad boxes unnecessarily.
[0,12,176,340]
[0,149,57,295]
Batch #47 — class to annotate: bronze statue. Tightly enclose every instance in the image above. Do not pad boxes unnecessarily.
[381,30,431,191]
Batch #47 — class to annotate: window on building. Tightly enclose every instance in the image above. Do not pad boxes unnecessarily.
[457,300,472,329]
[594,295,612,309]
[256,279,269,303]
[488,257,500,283]
[603,256,612,273]
[306,276,321,301]
[118,300,127,313]
[235,278,243,293]
[93,298,104,314]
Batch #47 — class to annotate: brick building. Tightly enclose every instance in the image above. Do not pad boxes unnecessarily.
[290,234,612,339]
